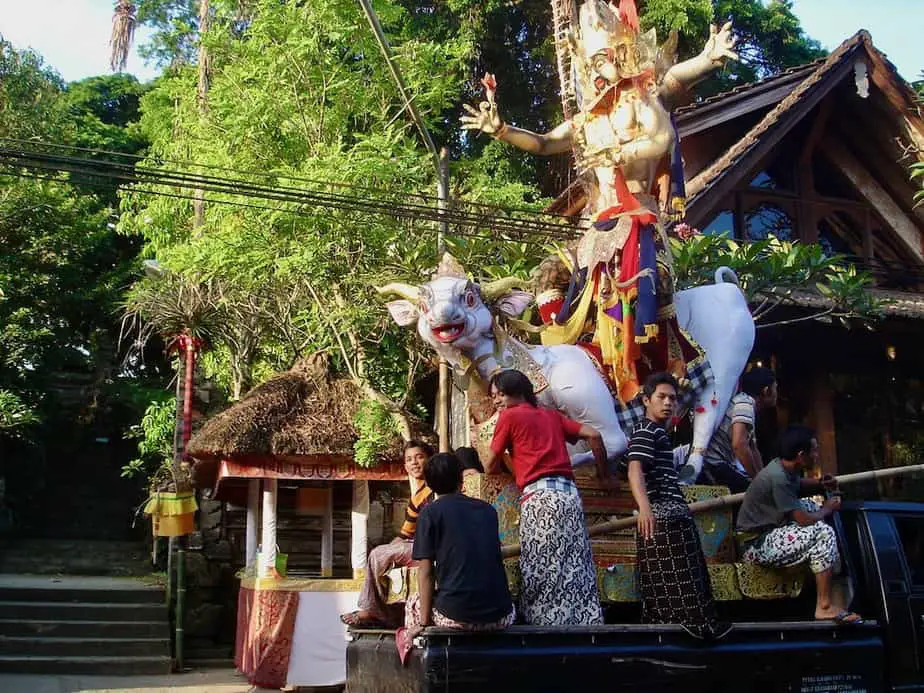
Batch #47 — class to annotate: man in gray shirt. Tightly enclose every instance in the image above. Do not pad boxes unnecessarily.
[737,425,862,624]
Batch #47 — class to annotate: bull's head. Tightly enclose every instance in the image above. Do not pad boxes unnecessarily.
[378,254,533,364]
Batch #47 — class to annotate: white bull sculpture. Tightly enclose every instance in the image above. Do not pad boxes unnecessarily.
[380,257,754,478]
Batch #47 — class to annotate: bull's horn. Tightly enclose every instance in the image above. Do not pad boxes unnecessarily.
[481,277,531,301]
[376,282,420,302]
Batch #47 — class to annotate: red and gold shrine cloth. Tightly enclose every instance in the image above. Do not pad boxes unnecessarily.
[235,585,299,689]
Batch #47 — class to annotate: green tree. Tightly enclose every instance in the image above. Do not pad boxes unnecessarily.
[0,38,159,533]
[117,0,550,452]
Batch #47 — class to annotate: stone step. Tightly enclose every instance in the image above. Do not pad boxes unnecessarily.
[0,562,151,577]
[0,586,163,604]
[0,654,172,675]
[0,636,170,657]
[0,601,167,622]
[0,619,168,638]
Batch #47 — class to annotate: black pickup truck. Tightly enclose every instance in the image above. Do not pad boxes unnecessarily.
[346,501,924,692]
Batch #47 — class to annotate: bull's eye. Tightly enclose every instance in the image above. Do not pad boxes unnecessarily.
[464,291,476,308]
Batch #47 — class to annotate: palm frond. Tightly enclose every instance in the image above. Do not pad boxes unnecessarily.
[121,272,225,355]
[109,1,137,73]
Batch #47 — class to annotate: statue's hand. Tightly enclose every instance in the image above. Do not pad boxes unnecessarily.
[461,100,503,136]
[701,21,738,64]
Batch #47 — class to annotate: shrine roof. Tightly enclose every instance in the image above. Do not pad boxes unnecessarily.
[187,354,433,476]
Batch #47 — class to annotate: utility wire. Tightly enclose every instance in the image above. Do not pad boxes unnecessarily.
[0,137,583,226]
[0,146,584,241]
[0,168,560,245]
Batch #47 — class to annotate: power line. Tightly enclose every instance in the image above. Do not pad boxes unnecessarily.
[0,137,586,229]
[0,168,559,245]
[0,145,584,242]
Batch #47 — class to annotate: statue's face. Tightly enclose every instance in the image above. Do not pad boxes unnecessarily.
[415,276,494,354]
[591,50,621,84]
[589,37,654,86]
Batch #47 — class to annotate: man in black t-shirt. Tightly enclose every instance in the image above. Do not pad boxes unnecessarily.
[404,452,515,639]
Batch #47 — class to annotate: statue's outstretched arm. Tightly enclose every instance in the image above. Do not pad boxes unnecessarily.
[461,100,575,156]
[660,21,738,105]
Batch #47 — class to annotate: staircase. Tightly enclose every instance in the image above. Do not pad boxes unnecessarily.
[0,575,172,674]
[0,539,152,576]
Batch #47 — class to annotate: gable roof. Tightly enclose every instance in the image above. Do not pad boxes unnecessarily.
[674,59,825,138]
[545,31,924,224]
[683,31,924,213]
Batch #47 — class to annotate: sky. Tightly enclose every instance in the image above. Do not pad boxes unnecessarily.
[791,0,922,81]
[0,1,921,84]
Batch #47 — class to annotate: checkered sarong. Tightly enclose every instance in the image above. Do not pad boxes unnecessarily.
[522,475,579,500]
[615,357,715,435]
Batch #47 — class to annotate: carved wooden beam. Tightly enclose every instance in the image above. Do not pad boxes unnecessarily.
[819,136,924,263]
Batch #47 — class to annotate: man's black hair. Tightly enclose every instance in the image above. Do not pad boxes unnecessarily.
[424,453,463,495]
[741,367,776,398]
[642,372,679,399]
[490,369,538,407]
[455,446,484,473]
[404,439,435,457]
[779,425,815,460]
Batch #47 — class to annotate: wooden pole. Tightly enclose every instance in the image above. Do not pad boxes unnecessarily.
[500,463,924,558]
[437,148,451,452]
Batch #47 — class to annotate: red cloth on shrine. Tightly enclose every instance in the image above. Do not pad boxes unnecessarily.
[235,585,300,689]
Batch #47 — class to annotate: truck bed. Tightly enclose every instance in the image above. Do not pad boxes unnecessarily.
[346,621,884,693]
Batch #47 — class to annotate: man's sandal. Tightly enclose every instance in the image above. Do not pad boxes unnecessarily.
[832,611,864,625]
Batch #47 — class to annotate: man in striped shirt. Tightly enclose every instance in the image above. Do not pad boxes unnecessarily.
[696,367,777,491]
[342,440,434,628]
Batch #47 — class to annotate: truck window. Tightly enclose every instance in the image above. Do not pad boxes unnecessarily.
[895,517,924,589]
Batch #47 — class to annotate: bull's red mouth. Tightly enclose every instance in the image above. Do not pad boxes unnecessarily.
[431,323,464,343]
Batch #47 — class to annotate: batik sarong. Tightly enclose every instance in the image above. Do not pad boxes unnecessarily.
[637,500,726,638]
[519,481,603,626]
[404,594,516,632]
[742,500,839,574]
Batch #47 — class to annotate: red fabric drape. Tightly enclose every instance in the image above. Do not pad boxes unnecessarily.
[235,586,300,689]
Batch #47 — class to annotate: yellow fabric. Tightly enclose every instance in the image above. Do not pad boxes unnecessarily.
[539,270,596,348]
[239,576,364,593]
[152,512,194,537]
[144,491,198,517]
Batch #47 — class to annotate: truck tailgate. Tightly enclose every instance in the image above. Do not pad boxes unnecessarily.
[346,621,884,693]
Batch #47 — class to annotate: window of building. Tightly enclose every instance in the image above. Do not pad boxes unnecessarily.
[817,214,860,258]
[701,209,736,237]
[745,203,794,241]
[748,152,796,192]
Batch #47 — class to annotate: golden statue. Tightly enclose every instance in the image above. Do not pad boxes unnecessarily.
[460,0,737,402]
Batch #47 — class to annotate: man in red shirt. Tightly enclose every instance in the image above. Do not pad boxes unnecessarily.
[484,369,605,625]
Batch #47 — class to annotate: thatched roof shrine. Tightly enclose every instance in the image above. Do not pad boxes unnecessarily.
[188,357,432,490]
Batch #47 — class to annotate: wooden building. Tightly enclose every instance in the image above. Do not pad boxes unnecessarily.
[553,32,924,485]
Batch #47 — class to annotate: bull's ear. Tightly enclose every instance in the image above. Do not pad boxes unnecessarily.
[494,290,534,318]
[386,300,420,327]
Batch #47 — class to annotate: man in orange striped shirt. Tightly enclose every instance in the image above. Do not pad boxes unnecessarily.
[342,440,434,627]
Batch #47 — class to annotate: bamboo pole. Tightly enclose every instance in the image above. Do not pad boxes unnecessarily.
[500,463,924,559]
[437,147,451,452]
